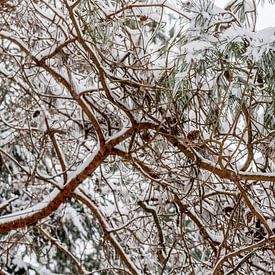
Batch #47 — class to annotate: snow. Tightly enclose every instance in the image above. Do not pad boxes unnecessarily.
[238,171,275,177]
[0,188,59,224]
[64,206,87,237]
[35,40,65,61]
[221,24,275,61]
[13,255,28,272]
[0,31,30,53]
[1,0,275,273]
[0,197,18,211]
[66,147,100,183]
[106,123,131,143]
[183,40,213,53]
[0,146,101,225]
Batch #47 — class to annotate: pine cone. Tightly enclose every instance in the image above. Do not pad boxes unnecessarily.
[224,69,233,82]
[187,130,200,142]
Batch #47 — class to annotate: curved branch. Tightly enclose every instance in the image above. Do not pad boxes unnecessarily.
[0,31,106,147]
[74,188,140,275]
[0,146,105,233]
[0,122,152,234]
[212,235,275,275]
[35,226,86,274]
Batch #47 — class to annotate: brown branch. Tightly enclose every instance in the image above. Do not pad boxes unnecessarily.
[234,180,273,236]
[240,103,253,171]
[212,235,275,274]
[162,131,275,182]
[112,148,220,252]
[45,118,68,184]
[35,226,85,274]
[73,189,139,275]
[0,31,106,146]
[174,195,220,252]
[0,123,151,234]
[0,146,107,234]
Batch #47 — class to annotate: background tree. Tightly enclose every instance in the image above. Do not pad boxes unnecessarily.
[0,0,275,274]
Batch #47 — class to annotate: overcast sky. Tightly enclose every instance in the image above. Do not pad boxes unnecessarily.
[214,0,275,30]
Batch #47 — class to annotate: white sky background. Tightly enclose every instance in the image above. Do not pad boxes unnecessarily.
[214,0,275,29]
